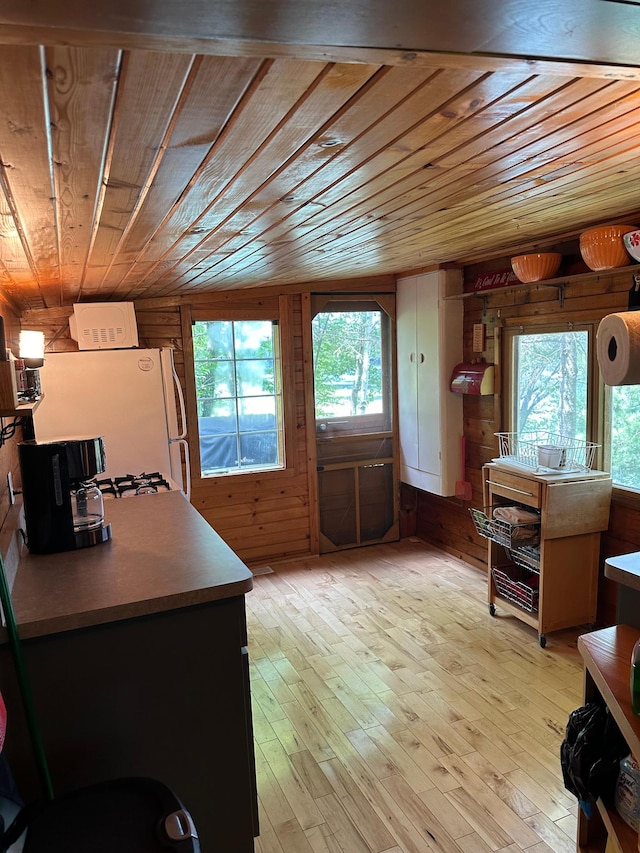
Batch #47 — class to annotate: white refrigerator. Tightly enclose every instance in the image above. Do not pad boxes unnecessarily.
[31,348,190,496]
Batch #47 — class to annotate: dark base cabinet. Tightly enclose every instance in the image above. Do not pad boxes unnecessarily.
[0,595,258,853]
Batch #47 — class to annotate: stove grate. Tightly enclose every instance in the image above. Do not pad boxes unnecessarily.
[95,472,173,498]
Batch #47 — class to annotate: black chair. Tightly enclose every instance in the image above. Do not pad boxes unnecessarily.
[0,768,200,852]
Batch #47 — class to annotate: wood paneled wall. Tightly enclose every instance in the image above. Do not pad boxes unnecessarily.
[19,276,394,568]
[411,246,640,626]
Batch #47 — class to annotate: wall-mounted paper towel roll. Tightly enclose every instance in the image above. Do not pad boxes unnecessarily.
[597,311,640,385]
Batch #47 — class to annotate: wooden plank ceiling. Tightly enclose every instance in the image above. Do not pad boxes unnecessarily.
[1,2,640,310]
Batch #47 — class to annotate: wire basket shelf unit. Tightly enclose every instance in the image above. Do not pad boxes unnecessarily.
[491,566,539,613]
[495,432,598,473]
[469,506,540,550]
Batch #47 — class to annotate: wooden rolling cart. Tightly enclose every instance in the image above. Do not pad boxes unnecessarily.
[578,625,640,852]
[475,462,612,647]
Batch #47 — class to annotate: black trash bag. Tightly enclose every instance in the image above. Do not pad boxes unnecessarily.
[560,702,628,818]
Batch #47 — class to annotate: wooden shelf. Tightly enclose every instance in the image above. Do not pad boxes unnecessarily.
[445,261,640,303]
[490,592,539,629]
[578,625,640,853]
[0,397,42,418]
[579,626,640,759]
[597,797,637,852]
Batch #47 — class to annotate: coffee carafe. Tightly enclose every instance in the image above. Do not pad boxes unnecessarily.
[18,437,112,554]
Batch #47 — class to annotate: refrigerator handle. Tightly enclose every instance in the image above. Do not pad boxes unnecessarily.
[173,438,191,501]
[169,352,188,440]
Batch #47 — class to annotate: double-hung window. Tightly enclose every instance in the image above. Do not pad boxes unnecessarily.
[192,318,285,477]
[504,325,593,440]
[505,320,640,493]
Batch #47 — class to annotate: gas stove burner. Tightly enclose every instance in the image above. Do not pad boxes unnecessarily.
[116,472,172,498]
[96,472,173,499]
[95,477,118,499]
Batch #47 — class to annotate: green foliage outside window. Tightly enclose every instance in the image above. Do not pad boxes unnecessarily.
[312,310,383,418]
[609,385,640,489]
[514,330,588,439]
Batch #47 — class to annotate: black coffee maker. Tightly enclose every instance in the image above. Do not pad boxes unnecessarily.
[19,438,112,554]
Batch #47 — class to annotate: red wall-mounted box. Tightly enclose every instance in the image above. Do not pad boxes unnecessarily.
[449,362,494,395]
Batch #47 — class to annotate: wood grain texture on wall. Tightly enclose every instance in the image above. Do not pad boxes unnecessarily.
[188,293,312,565]
[413,245,640,626]
[19,275,394,567]
[20,295,310,566]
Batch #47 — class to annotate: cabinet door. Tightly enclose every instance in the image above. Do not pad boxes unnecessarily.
[415,275,440,476]
[396,271,463,496]
[1,598,258,853]
[396,276,419,471]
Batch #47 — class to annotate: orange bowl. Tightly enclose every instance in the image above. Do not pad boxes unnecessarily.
[579,223,638,271]
[510,252,562,283]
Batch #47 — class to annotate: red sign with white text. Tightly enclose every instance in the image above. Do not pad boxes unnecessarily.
[468,269,519,291]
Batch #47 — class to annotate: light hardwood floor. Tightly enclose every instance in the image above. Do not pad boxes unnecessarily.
[246,537,584,853]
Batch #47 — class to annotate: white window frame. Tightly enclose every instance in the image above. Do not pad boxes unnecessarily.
[502,321,603,468]
[190,315,286,479]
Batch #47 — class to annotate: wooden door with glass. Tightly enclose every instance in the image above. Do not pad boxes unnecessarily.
[311,295,398,553]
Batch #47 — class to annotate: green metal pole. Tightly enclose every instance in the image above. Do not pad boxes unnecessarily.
[0,554,54,801]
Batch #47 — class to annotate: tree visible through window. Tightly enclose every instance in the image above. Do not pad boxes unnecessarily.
[193,319,284,476]
[312,308,388,425]
[508,323,640,492]
[606,385,640,489]
[512,330,589,438]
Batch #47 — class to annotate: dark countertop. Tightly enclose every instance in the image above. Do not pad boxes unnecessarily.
[6,489,253,640]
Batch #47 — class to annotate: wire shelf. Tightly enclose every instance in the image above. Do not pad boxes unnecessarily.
[492,566,539,613]
[509,545,540,573]
[495,431,598,473]
[469,506,540,549]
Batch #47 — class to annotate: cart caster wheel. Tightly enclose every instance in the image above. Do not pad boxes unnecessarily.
[539,634,547,648]
[488,603,496,616]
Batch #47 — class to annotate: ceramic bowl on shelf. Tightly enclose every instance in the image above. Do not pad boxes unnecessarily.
[510,252,562,283]
[623,229,640,264]
[579,223,638,271]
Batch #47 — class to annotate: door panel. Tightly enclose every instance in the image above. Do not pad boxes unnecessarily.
[312,297,398,554]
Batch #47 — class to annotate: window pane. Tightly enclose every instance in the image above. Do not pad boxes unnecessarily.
[202,320,234,359]
[239,432,279,467]
[234,320,274,359]
[238,396,276,428]
[195,360,236,403]
[609,385,640,488]
[200,433,238,473]
[236,359,274,397]
[197,398,237,422]
[513,330,588,439]
[193,319,284,476]
[312,310,384,419]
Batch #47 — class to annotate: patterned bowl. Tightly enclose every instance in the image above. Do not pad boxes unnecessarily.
[510,252,562,283]
[579,223,638,271]
[624,229,640,264]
